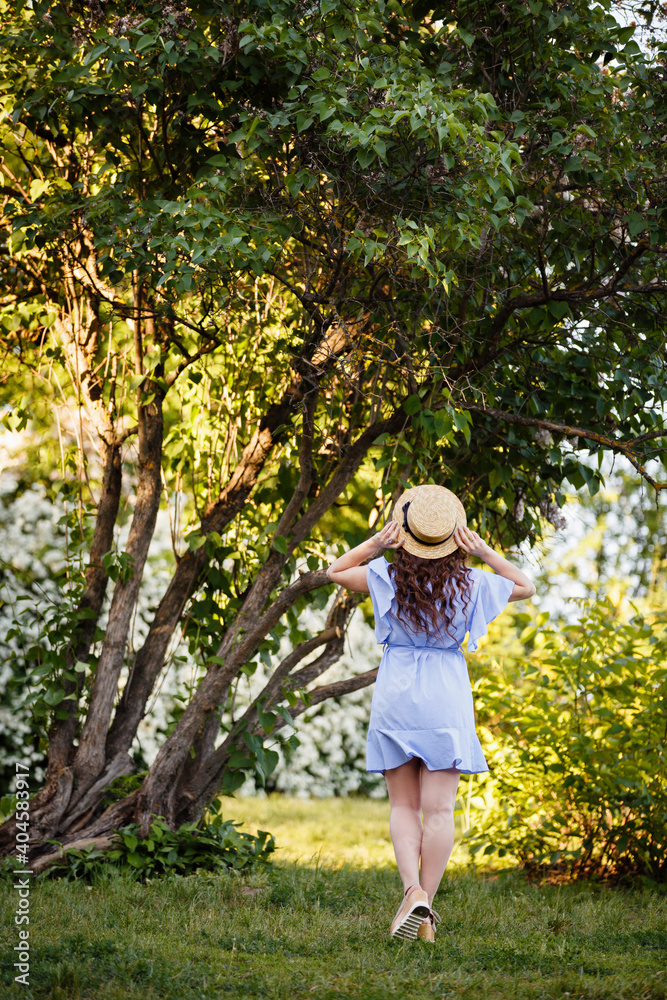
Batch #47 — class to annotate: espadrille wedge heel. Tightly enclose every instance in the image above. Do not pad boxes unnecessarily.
[389,885,431,940]
[417,907,441,943]
[417,917,434,942]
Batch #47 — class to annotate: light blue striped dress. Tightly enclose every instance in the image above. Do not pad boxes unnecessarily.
[365,556,515,775]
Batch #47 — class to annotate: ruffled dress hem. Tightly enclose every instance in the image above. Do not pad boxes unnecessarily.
[366,727,489,775]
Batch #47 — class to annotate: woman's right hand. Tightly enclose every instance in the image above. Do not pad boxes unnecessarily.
[374,520,404,550]
[454,525,492,559]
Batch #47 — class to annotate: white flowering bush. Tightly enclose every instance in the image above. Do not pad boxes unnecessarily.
[0,473,67,790]
[0,462,192,794]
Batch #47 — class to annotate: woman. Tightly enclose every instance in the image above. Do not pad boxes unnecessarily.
[326,484,535,942]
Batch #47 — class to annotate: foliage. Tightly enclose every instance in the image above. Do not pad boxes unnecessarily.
[466,598,667,883]
[34,813,275,884]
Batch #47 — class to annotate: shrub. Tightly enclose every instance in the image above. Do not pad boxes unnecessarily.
[36,813,275,883]
[466,598,667,883]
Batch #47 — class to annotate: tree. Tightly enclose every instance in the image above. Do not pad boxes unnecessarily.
[1,0,666,867]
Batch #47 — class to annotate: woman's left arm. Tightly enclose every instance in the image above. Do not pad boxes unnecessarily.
[326,521,403,593]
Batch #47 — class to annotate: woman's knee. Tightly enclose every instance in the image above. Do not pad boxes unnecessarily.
[385,756,422,810]
[420,766,460,820]
[422,800,455,826]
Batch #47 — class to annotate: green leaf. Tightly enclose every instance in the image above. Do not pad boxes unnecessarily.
[548,300,570,320]
[273,534,288,554]
[257,701,277,735]
[43,688,66,706]
[222,770,246,794]
[456,27,475,46]
[228,751,253,769]
[627,213,645,238]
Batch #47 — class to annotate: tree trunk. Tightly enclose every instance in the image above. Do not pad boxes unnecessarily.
[104,398,293,761]
[104,547,205,761]
[71,397,164,803]
[175,592,358,825]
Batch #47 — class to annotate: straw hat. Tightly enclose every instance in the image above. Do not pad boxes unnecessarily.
[391,484,467,559]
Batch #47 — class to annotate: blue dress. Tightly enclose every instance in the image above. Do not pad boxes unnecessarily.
[365,556,515,775]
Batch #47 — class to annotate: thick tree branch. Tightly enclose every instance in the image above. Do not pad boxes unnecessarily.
[275,667,379,723]
[104,548,204,760]
[272,394,317,541]
[179,595,356,822]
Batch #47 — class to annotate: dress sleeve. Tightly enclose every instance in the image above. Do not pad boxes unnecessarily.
[466,569,515,652]
[366,556,396,643]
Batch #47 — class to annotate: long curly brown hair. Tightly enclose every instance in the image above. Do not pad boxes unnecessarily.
[388,547,473,643]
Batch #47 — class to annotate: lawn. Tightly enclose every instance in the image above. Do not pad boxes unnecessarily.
[226,788,474,869]
[1,795,665,1000]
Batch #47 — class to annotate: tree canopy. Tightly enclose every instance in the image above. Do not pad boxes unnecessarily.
[1,0,666,866]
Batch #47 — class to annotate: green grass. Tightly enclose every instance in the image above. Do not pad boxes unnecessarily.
[226,790,471,868]
[1,796,666,1000]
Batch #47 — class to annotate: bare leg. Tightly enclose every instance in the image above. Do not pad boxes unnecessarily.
[419,765,460,907]
[384,756,423,893]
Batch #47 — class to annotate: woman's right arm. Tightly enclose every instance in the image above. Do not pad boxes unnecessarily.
[453,526,536,602]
